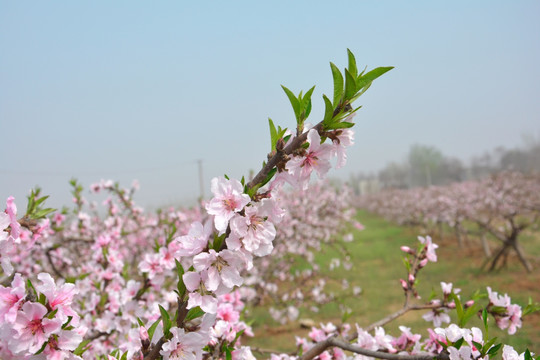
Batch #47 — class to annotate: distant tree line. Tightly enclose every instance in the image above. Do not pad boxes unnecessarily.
[351,137,540,192]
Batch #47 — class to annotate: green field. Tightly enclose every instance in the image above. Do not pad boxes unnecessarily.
[245,210,540,353]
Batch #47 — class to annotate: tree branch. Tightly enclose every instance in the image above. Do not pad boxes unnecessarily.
[299,336,449,360]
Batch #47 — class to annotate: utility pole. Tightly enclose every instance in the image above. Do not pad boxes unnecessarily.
[197,159,204,200]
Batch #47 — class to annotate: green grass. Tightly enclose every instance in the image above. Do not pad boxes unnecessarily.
[245,210,540,353]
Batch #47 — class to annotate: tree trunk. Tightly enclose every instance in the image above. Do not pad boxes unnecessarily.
[481,233,491,258]
[511,240,533,273]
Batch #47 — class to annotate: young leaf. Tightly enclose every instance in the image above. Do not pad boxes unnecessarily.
[73,339,92,356]
[268,118,278,151]
[453,337,464,349]
[355,66,394,91]
[301,85,316,120]
[482,337,498,354]
[184,306,205,322]
[281,85,300,121]
[330,62,344,107]
[175,260,186,297]
[450,293,464,326]
[147,316,162,342]
[347,49,358,78]
[461,303,481,327]
[344,69,357,101]
[322,95,334,127]
[487,343,502,356]
[482,308,488,334]
[158,305,172,336]
[260,167,277,188]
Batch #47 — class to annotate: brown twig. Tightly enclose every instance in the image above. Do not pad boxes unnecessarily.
[299,336,449,360]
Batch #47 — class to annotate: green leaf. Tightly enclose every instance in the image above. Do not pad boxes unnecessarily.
[269,118,278,151]
[231,329,246,347]
[260,167,277,188]
[73,339,92,356]
[26,279,37,298]
[34,207,56,219]
[61,316,74,329]
[322,95,334,127]
[136,317,145,327]
[487,343,502,356]
[212,233,227,251]
[523,297,540,316]
[462,303,481,327]
[281,85,300,121]
[185,306,205,322]
[482,308,488,334]
[482,337,498,354]
[451,293,464,326]
[330,62,344,107]
[34,339,49,355]
[355,66,394,91]
[301,85,315,120]
[472,341,483,351]
[524,349,533,360]
[147,316,161,342]
[175,260,186,297]
[158,305,172,336]
[453,337,464,349]
[344,69,357,101]
[347,49,358,78]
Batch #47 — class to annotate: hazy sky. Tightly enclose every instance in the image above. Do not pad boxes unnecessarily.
[1,1,539,210]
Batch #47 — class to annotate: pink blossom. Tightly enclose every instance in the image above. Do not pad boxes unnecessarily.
[392,326,421,350]
[308,327,327,342]
[217,303,240,323]
[318,351,332,360]
[11,301,62,354]
[229,202,276,256]
[499,303,522,335]
[424,328,446,353]
[418,236,438,262]
[448,345,472,360]
[332,128,354,168]
[231,347,257,360]
[36,273,78,320]
[160,327,207,360]
[206,177,250,234]
[174,221,212,257]
[441,282,453,295]
[286,129,333,189]
[502,345,526,360]
[138,253,164,279]
[422,309,450,327]
[0,273,26,323]
[5,197,21,241]
[373,327,396,352]
[183,272,218,314]
[192,249,244,291]
[487,286,511,307]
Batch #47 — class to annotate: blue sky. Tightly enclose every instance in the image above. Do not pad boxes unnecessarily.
[1,1,539,209]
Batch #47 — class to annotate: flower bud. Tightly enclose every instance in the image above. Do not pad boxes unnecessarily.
[418,258,429,268]
[400,246,412,254]
[408,273,415,283]
[400,279,408,290]
[140,326,150,350]
[465,300,475,308]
